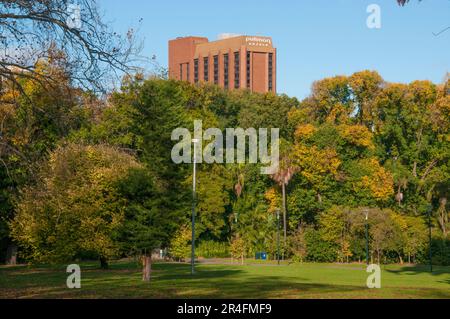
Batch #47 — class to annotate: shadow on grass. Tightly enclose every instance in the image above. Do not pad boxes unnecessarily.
[385,264,450,288]
[3,261,449,299]
[0,261,368,299]
[151,263,366,299]
[385,264,450,276]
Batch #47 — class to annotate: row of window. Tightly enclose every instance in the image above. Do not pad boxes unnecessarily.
[214,55,219,85]
[193,53,241,89]
[268,53,273,92]
[246,52,251,89]
[234,52,240,89]
[194,59,199,83]
[203,57,209,82]
[224,54,229,89]
[190,52,274,91]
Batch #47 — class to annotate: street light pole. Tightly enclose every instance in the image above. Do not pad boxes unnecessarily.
[364,209,369,265]
[427,205,433,273]
[191,139,199,276]
[276,209,280,266]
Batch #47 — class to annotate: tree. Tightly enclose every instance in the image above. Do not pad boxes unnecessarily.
[10,143,141,268]
[318,207,353,263]
[349,71,384,128]
[376,81,448,220]
[79,78,193,280]
[303,76,353,125]
[232,164,272,257]
[270,140,296,257]
[237,91,299,137]
[349,158,394,204]
[115,167,184,281]
[0,0,141,94]
[230,164,246,235]
[288,228,308,263]
[76,79,192,209]
[0,52,90,263]
[195,165,232,239]
[169,225,191,262]
[230,236,246,265]
[290,124,341,212]
[402,215,428,263]
[397,0,421,6]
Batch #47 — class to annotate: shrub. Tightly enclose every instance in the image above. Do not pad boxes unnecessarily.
[169,225,191,262]
[288,228,308,263]
[197,241,230,259]
[304,229,338,262]
[230,237,246,264]
[431,238,450,266]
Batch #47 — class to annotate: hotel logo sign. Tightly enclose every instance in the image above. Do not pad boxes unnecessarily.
[246,37,272,47]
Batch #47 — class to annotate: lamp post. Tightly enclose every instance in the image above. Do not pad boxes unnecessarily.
[364,209,369,265]
[427,205,433,273]
[276,209,281,266]
[191,139,199,275]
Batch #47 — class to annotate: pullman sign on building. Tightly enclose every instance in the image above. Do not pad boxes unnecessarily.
[169,35,277,93]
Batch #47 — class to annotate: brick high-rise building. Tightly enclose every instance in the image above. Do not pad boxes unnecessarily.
[169,35,276,93]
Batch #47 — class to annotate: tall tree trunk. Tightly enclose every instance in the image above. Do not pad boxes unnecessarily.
[6,244,17,265]
[143,255,152,282]
[396,184,403,206]
[100,256,109,270]
[282,183,287,260]
[438,197,448,237]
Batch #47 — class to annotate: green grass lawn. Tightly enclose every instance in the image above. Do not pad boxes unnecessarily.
[0,260,449,299]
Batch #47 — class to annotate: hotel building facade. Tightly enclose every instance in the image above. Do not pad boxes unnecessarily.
[168,35,276,93]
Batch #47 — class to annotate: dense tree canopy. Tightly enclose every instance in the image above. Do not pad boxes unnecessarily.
[4,69,449,269]
[10,143,141,265]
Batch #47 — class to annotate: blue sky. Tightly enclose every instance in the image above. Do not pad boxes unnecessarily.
[98,0,449,99]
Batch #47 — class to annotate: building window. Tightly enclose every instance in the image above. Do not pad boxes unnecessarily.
[223,54,229,89]
[268,53,273,92]
[234,52,240,89]
[204,57,209,82]
[213,55,219,85]
[187,63,190,82]
[194,59,199,83]
[246,52,251,89]
[180,63,190,81]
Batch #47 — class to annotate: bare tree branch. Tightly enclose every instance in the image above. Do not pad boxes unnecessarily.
[0,0,145,95]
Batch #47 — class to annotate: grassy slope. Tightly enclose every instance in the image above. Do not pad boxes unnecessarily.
[0,261,449,299]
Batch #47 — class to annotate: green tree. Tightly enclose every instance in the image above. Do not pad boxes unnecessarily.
[10,143,140,268]
[230,236,246,265]
[0,52,90,263]
[349,70,384,128]
[195,165,232,239]
[270,140,297,257]
[169,225,191,262]
[116,168,184,281]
